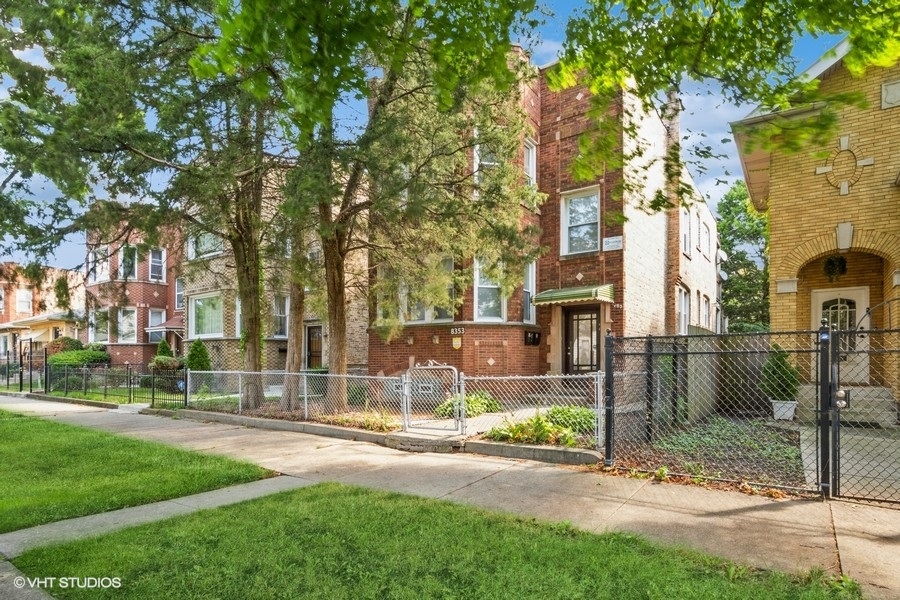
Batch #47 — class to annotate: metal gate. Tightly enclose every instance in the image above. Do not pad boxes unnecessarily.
[401,363,462,434]
[819,324,900,505]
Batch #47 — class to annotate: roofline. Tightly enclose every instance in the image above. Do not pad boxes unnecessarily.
[740,37,850,120]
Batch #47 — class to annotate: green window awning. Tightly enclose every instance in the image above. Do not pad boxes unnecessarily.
[532,284,614,306]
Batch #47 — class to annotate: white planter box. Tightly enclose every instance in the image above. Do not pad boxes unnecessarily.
[771,400,797,421]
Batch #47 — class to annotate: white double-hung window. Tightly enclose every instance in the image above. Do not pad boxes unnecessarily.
[190,293,223,338]
[561,190,599,255]
[474,259,505,322]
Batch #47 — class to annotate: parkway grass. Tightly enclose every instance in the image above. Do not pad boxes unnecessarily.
[0,409,270,532]
[14,483,860,600]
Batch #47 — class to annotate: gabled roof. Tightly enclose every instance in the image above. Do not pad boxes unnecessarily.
[731,39,851,210]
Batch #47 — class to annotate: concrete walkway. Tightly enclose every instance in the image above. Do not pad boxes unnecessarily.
[1,395,899,600]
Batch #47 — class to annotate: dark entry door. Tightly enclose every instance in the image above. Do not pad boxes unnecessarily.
[564,307,600,374]
[306,325,323,369]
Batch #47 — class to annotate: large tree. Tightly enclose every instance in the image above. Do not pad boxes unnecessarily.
[199,0,542,386]
[559,0,900,206]
[0,0,295,405]
[717,181,769,331]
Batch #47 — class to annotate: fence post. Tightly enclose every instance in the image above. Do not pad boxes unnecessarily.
[401,373,410,431]
[644,334,654,442]
[302,371,308,420]
[238,372,243,414]
[604,331,614,465]
[458,372,467,436]
[818,320,832,498]
[151,368,156,408]
[43,348,49,393]
[64,365,69,396]
[182,369,188,407]
[103,364,109,399]
[28,346,33,393]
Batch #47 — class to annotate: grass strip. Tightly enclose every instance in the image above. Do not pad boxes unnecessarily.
[0,409,271,532]
[14,483,860,599]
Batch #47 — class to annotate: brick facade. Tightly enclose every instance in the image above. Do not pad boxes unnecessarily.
[735,48,900,400]
[368,64,721,376]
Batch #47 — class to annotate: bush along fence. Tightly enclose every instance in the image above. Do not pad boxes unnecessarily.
[5,348,187,408]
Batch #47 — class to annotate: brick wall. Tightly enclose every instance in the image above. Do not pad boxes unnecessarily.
[767,60,900,331]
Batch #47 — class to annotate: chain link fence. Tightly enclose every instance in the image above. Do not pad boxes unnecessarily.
[459,373,600,447]
[186,371,405,432]
[608,331,821,491]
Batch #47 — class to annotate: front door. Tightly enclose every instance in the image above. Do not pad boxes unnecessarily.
[306,325,323,369]
[564,307,600,374]
[811,287,870,384]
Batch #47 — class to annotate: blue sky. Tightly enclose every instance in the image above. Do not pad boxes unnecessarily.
[4,2,843,269]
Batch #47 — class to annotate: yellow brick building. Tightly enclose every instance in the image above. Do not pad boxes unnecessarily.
[734,41,900,423]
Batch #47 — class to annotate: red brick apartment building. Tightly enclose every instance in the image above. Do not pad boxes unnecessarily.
[83,237,183,366]
[368,62,722,377]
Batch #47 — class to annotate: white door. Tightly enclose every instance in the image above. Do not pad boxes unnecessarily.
[811,287,870,384]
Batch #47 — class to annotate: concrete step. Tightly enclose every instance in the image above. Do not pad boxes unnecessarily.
[797,385,898,428]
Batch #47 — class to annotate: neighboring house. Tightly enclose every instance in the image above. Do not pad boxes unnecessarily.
[83,237,181,366]
[179,230,369,372]
[732,40,900,421]
[0,262,84,356]
[368,63,722,377]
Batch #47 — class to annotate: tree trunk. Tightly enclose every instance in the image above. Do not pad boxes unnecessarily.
[322,230,348,412]
[280,279,306,410]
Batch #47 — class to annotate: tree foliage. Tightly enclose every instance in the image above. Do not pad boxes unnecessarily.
[202,0,544,378]
[717,181,769,331]
[559,0,900,204]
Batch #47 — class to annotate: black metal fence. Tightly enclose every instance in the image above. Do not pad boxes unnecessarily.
[45,364,187,408]
[605,328,900,504]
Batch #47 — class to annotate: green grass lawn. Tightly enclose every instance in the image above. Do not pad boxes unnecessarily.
[13,483,859,600]
[0,410,271,532]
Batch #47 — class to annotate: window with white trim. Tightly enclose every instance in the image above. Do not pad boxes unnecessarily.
[561,190,599,255]
[148,309,165,343]
[235,296,242,337]
[189,293,223,338]
[676,286,691,335]
[0,334,8,354]
[119,246,137,280]
[16,289,32,314]
[523,262,536,324]
[702,223,711,258]
[681,208,691,256]
[149,249,165,281]
[88,247,110,283]
[187,232,223,260]
[702,295,710,328]
[273,295,288,337]
[474,259,505,322]
[405,258,454,323]
[118,307,137,343]
[89,309,109,343]
[174,278,184,310]
[523,139,537,186]
[0,287,5,313]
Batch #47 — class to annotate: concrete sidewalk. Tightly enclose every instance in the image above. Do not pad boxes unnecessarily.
[1,395,898,600]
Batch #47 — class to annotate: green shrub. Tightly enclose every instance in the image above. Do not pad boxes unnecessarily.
[85,343,107,352]
[348,383,368,407]
[47,350,110,366]
[156,339,174,358]
[484,414,577,447]
[759,344,800,401]
[45,336,83,355]
[185,340,212,372]
[149,355,182,370]
[545,405,596,434]
[434,390,501,418]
